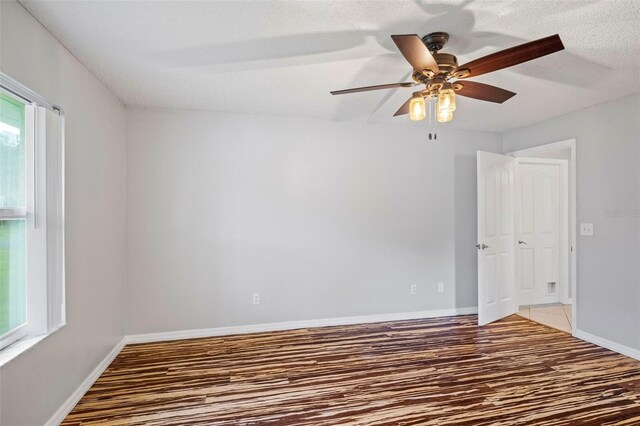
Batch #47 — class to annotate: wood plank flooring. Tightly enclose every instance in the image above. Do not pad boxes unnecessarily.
[63,315,640,425]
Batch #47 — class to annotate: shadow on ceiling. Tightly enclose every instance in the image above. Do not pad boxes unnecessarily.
[149,0,607,121]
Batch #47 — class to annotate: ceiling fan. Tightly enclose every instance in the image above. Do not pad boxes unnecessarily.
[331,32,564,123]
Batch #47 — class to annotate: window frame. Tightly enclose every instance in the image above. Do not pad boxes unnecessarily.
[0,88,30,349]
[0,73,65,357]
[0,323,28,351]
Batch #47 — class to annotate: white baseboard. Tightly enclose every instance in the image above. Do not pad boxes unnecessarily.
[125,307,479,344]
[574,329,640,361]
[45,337,126,426]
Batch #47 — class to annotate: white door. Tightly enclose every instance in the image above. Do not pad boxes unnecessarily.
[477,151,516,326]
[515,158,569,306]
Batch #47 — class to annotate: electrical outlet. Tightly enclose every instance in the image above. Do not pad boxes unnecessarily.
[580,223,593,236]
[437,282,445,293]
[410,284,418,295]
[252,293,260,305]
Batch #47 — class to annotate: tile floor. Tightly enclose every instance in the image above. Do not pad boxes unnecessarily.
[517,303,572,333]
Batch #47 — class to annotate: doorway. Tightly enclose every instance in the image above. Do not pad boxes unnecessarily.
[477,139,577,334]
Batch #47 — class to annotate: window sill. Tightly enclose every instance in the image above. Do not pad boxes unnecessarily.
[0,324,65,368]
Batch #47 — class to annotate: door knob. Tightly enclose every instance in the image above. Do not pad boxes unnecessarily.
[476,244,489,250]
[518,240,527,245]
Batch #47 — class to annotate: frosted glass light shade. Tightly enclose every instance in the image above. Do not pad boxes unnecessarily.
[437,109,453,123]
[437,89,456,112]
[409,96,426,121]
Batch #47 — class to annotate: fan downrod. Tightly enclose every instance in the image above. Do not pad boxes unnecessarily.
[421,32,450,53]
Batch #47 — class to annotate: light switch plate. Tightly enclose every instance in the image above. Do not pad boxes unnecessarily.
[580,223,593,236]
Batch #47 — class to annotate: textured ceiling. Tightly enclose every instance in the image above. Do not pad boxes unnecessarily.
[20,0,640,131]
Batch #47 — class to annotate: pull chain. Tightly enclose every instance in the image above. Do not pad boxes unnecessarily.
[428,98,433,140]
[428,97,437,141]
[433,97,438,140]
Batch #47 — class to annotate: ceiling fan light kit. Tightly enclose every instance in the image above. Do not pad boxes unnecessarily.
[331,32,565,125]
[437,85,456,123]
[409,93,426,121]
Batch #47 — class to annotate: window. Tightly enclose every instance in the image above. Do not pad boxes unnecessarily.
[0,92,28,348]
[0,74,65,353]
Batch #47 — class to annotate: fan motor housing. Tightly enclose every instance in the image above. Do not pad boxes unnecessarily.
[421,32,459,76]
[421,32,450,52]
[433,52,458,74]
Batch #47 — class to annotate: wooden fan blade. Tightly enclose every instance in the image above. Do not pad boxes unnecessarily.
[455,81,516,103]
[457,34,564,78]
[393,97,412,116]
[391,34,440,75]
[330,82,416,95]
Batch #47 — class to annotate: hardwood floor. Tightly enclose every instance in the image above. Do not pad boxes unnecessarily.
[63,315,640,425]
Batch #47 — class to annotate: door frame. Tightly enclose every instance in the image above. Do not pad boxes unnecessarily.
[506,139,577,335]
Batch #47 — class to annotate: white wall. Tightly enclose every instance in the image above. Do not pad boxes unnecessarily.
[522,148,571,160]
[0,2,127,425]
[503,93,640,351]
[126,107,501,334]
